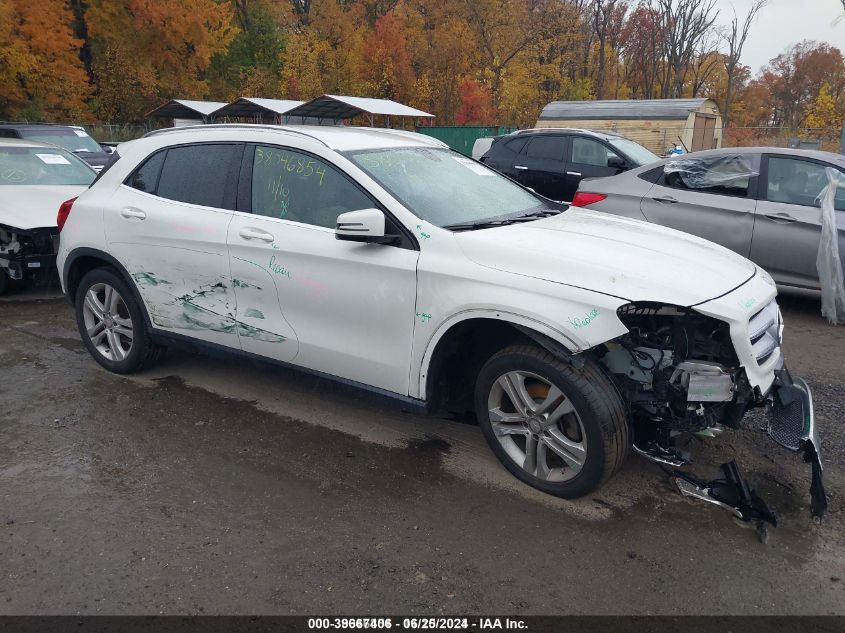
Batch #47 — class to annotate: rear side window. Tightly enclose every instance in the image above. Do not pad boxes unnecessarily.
[505,137,529,154]
[128,151,165,193]
[662,154,757,198]
[155,144,240,209]
[525,137,564,160]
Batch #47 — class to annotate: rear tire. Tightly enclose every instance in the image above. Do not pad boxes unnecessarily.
[75,267,165,373]
[474,344,629,498]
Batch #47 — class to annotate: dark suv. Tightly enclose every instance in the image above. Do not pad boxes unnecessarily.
[480,129,659,202]
[0,123,113,172]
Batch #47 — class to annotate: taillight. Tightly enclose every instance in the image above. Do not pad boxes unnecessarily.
[571,192,608,208]
[57,197,77,231]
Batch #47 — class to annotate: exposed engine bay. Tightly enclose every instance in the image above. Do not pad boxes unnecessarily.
[597,302,826,542]
[0,223,59,290]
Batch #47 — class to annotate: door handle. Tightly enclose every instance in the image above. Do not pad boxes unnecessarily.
[764,212,797,224]
[651,196,678,204]
[120,207,146,220]
[566,171,582,177]
[239,227,275,242]
[514,165,528,170]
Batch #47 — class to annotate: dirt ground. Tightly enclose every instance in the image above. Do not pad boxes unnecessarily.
[0,285,843,615]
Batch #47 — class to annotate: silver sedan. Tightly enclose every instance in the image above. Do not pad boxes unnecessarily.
[573,147,845,291]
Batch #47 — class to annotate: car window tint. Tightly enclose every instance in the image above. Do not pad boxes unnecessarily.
[663,155,753,198]
[126,150,165,193]
[505,137,529,154]
[525,137,564,160]
[157,144,238,209]
[570,138,620,167]
[766,157,844,211]
[251,146,373,228]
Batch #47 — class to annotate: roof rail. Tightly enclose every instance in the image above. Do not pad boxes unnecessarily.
[143,123,331,148]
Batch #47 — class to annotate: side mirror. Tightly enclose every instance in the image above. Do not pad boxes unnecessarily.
[336,208,398,244]
[607,155,626,171]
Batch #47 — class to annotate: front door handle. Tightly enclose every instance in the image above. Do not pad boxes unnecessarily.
[764,212,797,224]
[652,196,678,204]
[239,227,275,242]
[120,207,146,220]
[566,171,582,177]
[514,165,528,170]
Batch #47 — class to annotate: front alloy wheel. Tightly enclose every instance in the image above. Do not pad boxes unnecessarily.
[488,370,587,482]
[82,283,134,361]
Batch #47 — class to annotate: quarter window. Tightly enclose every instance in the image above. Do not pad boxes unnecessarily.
[250,146,373,228]
[127,150,164,193]
[505,137,529,154]
[570,138,621,167]
[525,137,564,160]
[765,157,845,211]
[155,144,239,209]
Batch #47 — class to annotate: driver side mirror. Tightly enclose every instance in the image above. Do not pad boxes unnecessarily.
[607,155,626,172]
[336,208,399,244]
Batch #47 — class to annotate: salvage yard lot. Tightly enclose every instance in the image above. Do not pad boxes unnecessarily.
[1,289,843,615]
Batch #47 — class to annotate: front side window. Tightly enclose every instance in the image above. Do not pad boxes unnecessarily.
[155,144,239,209]
[251,146,373,228]
[765,157,845,211]
[663,154,756,198]
[348,147,549,227]
[570,138,621,167]
[0,146,95,186]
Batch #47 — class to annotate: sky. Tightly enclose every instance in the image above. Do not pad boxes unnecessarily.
[711,0,844,73]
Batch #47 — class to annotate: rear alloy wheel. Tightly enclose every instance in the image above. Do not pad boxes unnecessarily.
[75,267,165,373]
[475,344,629,498]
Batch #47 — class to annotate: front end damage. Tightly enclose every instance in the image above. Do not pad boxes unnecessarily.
[0,223,59,289]
[596,297,826,538]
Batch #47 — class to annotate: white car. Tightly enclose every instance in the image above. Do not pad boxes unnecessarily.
[0,138,96,294]
[56,125,825,525]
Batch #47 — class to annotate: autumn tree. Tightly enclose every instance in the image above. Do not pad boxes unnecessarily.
[721,0,767,128]
[0,0,91,121]
[358,12,415,101]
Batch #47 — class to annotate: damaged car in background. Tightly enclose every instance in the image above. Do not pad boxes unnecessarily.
[55,125,827,541]
[0,139,96,294]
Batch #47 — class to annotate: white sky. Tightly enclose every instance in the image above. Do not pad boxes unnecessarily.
[711,0,844,73]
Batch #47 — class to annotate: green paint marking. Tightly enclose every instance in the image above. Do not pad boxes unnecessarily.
[268,255,291,278]
[133,272,171,287]
[568,308,599,329]
[739,297,757,310]
[416,224,431,240]
[416,312,432,323]
[244,308,265,319]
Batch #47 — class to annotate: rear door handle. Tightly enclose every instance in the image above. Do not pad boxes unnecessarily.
[239,227,275,242]
[514,165,528,170]
[120,207,146,220]
[764,212,797,224]
[652,196,678,204]
[566,171,582,177]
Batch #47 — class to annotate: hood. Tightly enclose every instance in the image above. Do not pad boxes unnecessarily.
[455,207,756,307]
[0,185,88,231]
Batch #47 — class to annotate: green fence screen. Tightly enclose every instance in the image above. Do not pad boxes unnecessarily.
[414,126,518,156]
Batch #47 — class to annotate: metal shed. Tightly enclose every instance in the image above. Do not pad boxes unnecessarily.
[537,98,723,154]
[210,98,307,124]
[285,95,435,126]
[146,99,228,126]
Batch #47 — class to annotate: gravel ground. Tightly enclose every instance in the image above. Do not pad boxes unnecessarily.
[0,285,843,615]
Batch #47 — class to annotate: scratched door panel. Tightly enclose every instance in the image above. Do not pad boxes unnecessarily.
[226,212,300,362]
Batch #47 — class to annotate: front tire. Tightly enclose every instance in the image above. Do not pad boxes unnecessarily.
[75,267,165,373]
[475,344,629,498]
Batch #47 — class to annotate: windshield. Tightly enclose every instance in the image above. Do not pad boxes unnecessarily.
[21,128,103,154]
[347,147,550,227]
[0,146,95,186]
[608,138,659,166]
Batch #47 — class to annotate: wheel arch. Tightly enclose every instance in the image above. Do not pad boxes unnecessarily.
[417,310,584,411]
[63,247,153,329]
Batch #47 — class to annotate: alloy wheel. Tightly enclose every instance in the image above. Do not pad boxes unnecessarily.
[82,283,134,362]
[487,370,587,482]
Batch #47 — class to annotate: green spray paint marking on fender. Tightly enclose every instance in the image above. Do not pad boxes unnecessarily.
[568,308,599,329]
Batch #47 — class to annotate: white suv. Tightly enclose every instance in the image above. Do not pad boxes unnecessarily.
[56,125,825,521]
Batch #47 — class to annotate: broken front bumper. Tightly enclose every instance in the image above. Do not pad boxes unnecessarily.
[768,370,827,518]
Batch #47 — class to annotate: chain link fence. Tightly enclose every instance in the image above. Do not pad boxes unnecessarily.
[723,127,844,153]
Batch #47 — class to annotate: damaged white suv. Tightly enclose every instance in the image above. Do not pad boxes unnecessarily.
[56,125,825,531]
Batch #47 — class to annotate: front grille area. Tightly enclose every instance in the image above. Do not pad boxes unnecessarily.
[748,300,782,365]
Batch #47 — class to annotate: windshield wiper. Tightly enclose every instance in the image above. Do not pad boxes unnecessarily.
[444,208,562,232]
